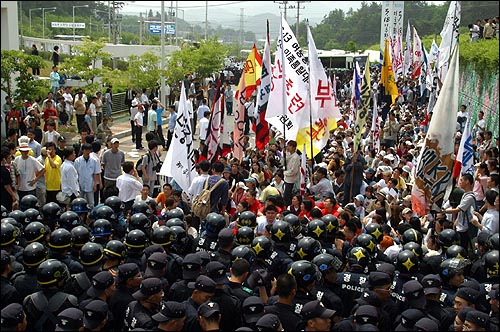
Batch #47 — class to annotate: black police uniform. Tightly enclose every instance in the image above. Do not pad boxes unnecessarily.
[168,279,195,303]
[65,270,101,302]
[440,283,459,308]
[193,235,219,253]
[11,267,40,300]
[337,266,368,317]
[124,252,147,271]
[314,282,344,314]
[50,252,84,274]
[425,298,455,330]
[124,300,159,331]
[269,243,294,277]
[109,285,137,332]
[210,247,232,268]
[390,272,423,311]
[264,302,303,331]
[212,287,242,331]
[228,280,254,303]
[164,252,183,285]
[0,275,22,310]
[183,297,203,332]
[23,288,78,332]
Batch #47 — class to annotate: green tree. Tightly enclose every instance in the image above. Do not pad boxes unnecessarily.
[127,52,164,91]
[1,50,48,106]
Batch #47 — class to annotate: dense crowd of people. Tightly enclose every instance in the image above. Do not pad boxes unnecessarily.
[1,55,499,332]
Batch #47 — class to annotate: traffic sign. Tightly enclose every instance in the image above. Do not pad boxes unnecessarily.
[149,23,175,35]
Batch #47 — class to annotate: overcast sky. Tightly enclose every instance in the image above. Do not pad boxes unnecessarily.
[121,1,365,25]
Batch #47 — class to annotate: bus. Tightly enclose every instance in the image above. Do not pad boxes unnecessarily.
[53,35,90,41]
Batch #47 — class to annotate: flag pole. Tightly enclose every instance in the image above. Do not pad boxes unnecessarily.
[306,20,314,166]
[281,15,287,170]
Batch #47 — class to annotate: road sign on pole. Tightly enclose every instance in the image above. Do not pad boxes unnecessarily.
[149,23,175,35]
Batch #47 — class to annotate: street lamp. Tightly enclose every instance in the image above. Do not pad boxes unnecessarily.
[73,5,89,41]
[94,9,111,40]
[29,8,42,34]
[42,7,56,40]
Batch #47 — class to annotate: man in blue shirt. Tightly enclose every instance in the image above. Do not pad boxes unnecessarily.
[166,105,177,150]
[152,100,166,148]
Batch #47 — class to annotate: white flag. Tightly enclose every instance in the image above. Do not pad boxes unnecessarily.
[159,81,197,192]
[438,1,461,82]
[428,39,439,64]
[412,26,423,80]
[403,20,412,76]
[267,16,310,141]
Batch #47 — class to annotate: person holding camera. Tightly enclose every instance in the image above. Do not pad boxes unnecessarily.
[140,140,161,196]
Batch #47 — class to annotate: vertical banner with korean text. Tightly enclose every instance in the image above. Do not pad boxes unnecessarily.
[267,16,310,141]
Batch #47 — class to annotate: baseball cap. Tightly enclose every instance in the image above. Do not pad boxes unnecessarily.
[455,287,479,304]
[218,228,234,247]
[395,308,426,331]
[198,301,220,318]
[116,263,140,283]
[58,135,66,142]
[133,277,163,300]
[223,166,231,173]
[182,253,202,280]
[237,182,249,190]
[110,138,120,144]
[355,290,383,307]
[403,194,412,202]
[1,303,25,327]
[402,280,426,309]
[300,300,336,320]
[55,308,84,331]
[354,305,379,325]
[414,317,439,331]
[83,300,108,330]
[363,271,391,289]
[242,296,264,324]
[402,208,412,215]
[354,194,365,203]
[402,166,411,174]
[87,271,115,298]
[255,313,281,331]
[465,310,490,329]
[187,275,216,294]
[244,177,256,183]
[152,301,186,323]
[421,274,441,295]
[205,261,228,285]
[144,252,168,278]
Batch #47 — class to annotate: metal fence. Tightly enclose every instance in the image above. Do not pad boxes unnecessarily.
[111,92,129,116]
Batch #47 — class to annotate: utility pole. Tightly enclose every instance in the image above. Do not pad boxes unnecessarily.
[294,1,310,39]
[205,1,208,40]
[239,8,244,45]
[273,1,292,21]
[139,12,143,45]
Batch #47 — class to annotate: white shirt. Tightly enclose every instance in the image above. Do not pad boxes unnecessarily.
[14,155,43,191]
[199,117,209,140]
[197,104,210,120]
[134,111,144,127]
[61,159,80,196]
[116,173,143,202]
[187,174,210,202]
[63,92,74,113]
[134,194,154,204]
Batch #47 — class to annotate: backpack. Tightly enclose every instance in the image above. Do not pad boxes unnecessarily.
[136,153,151,177]
[191,177,225,219]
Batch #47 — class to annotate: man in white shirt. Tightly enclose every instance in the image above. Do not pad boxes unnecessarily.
[282,140,301,207]
[14,138,45,200]
[62,86,74,126]
[134,104,145,150]
[147,105,157,135]
[187,160,211,203]
[61,147,80,208]
[198,110,210,144]
[130,99,139,143]
[116,161,143,215]
[196,99,210,137]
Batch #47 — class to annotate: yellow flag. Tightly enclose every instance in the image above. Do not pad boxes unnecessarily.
[235,44,262,100]
[381,39,399,104]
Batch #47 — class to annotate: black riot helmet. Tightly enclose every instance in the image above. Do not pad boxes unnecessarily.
[20,194,39,211]
[94,205,115,222]
[91,219,113,238]
[251,236,273,259]
[396,249,420,274]
[48,228,72,251]
[204,213,226,238]
[151,226,175,248]
[37,259,70,286]
[71,197,89,214]
[235,226,255,246]
[129,213,151,232]
[1,205,7,218]
[403,241,424,261]
[1,221,19,246]
[231,245,256,266]
[270,220,292,244]
[23,242,48,268]
[489,233,499,250]
[306,219,327,241]
[283,213,302,237]
[8,210,26,226]
[437,229,459,251]
[364,223,384,244]
[312,253,344,275]
[166,209,184,221]
[125,229,148,251]
[24,221,49,244]
[446,245,467,260]
[166,218,186,228]
[104,196,123,214]
[71,226,93,248]
[402,228,423,246]
[347,247,371,270]
[42,202,62,224]
[288,260,321,289]
[79,242,104,267]
[439,258,469,284]
[294,236,322,261]
[321,214,339,240]
[169,225,188,249]
[356,233,378,255]
[237,211,257,229]
[484,250,499,277]
[131,201,150,215]
[104,240,126,260]
[24,208,42,223]
[59,211,81,231]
